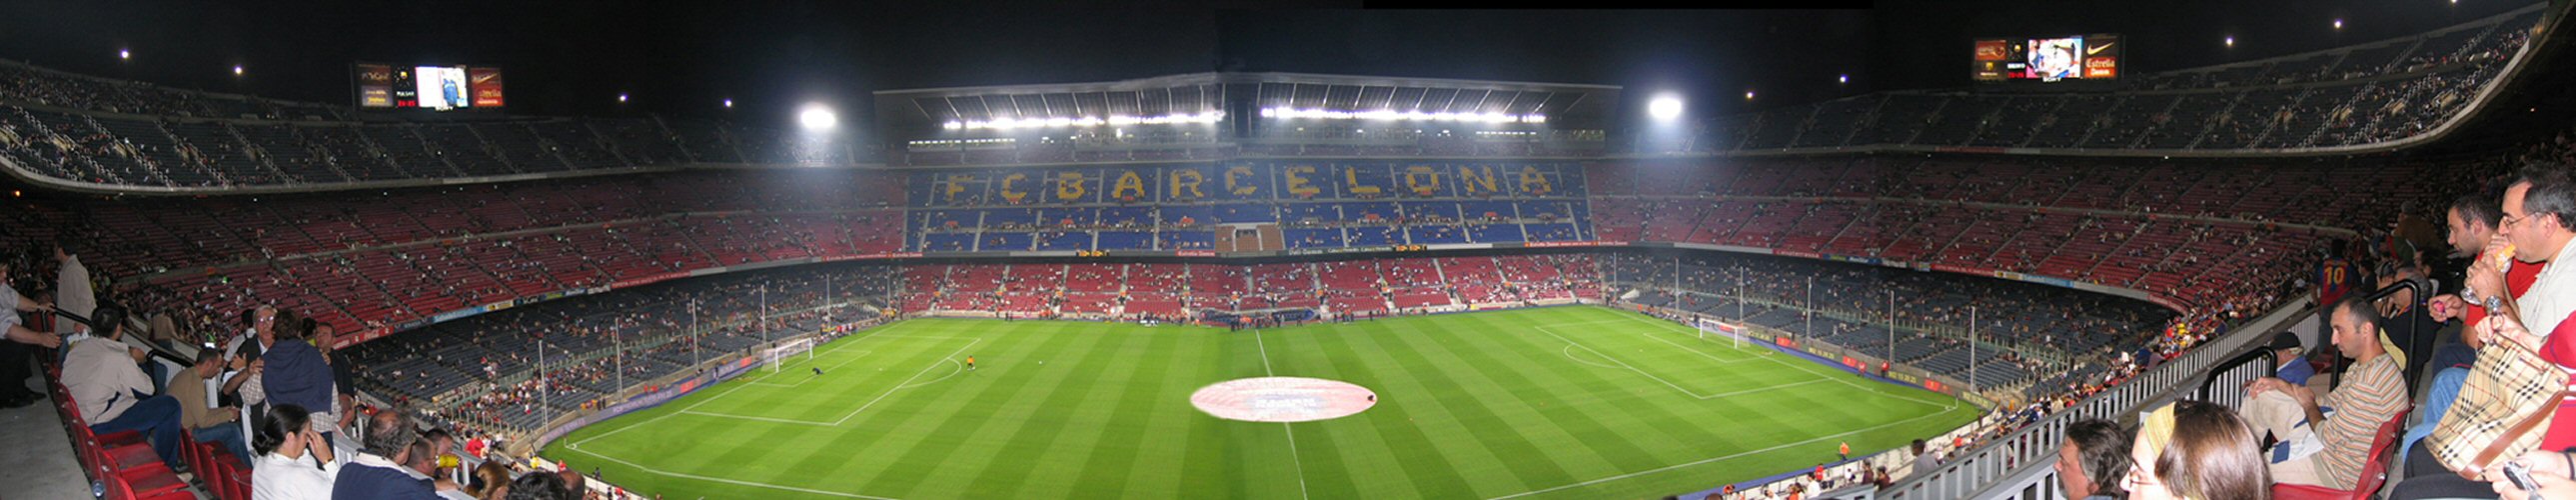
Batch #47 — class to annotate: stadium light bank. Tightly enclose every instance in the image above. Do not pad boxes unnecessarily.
[1258,107,1545,124]
[943,111,1223,131]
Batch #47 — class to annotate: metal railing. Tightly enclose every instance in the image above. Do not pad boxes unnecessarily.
[1871,296,2315,500]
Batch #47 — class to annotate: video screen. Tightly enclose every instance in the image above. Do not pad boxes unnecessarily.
[355,63,504,110]
[416,66,470,110]
[1973,34,2119,82]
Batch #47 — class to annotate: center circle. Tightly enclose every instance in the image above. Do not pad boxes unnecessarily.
[1190,377,1378,423]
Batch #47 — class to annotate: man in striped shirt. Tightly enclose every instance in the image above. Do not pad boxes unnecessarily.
[2239,294,2409,490]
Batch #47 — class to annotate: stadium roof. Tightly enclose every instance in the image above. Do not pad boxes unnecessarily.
[876,72,1621,138]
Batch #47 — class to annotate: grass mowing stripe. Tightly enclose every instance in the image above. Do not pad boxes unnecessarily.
[1221,332,1307,500]
[1468,312,1730,461]
[1108,329,1225,498]
[967,326,1158,494]
[907,325,1102,497]
[1345,320,1583,497]
[1068,328,1184,498]
[1286,329,1460,499]
[735,334,977,497]
[867,322,1098,498]
[1433,314,1674,475]
[544,307,1977,499]
[1383,317,1635,488]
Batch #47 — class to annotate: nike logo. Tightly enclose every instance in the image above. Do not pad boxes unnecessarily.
[474,73,498,83]
[2087,43,2113,55]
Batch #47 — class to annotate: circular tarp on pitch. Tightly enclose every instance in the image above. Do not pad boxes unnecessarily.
[1190,377,1378,423]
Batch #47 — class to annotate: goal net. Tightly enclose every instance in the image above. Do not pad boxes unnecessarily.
[765,337,817,373]
[1693,316,1751,349]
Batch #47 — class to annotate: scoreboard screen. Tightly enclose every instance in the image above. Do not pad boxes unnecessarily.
[355,63,505,110]
[1973,34,2120,82]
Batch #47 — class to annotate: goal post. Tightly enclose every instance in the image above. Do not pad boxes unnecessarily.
[765,337,817,373]
[1692,316,1742,349]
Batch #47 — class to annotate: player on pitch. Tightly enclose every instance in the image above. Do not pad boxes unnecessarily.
[966,356,976,371]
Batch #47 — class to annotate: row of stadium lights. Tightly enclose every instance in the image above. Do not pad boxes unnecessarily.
[1260,107,1546,124]
[940,112,1225,130]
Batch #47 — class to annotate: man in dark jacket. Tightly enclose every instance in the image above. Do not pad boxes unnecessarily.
[333,409,441,500]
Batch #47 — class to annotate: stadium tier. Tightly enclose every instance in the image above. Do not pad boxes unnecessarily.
[1692,6,2542,155]
[6,3,2572,499]
[0,5,2548,195]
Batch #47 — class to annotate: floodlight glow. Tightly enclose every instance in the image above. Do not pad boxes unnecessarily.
[2225,36,2235,47]
[1839,74,1849,84]
[119,49,129,60]
[723,99,733,108]
[2332,19,2343,29]
[1745,90,1757,100]
[799,104,837,131]
[617,93,628,103]
[1648,96,1684,121]
[232,65,244,76]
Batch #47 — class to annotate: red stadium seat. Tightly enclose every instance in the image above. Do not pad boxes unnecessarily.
[2270,410,2409,500]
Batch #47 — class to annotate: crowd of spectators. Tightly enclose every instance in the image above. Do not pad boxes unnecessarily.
[1682,7,2540,155]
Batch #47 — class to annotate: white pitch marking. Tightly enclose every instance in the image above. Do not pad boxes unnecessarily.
[1482,405,1968,500]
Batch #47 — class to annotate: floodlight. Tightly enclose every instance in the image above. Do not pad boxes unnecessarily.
[1648,95,1684,121]
[799,104,837,131]
[119,49,130,61]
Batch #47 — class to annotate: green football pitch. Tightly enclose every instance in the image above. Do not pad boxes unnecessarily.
[543,305,1975,500]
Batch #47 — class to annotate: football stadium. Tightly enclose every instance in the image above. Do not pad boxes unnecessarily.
[0,1,2572,499]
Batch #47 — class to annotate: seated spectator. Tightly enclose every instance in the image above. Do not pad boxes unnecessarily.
[333,408,442,500]
[502,471,569,500]
[252,403,339,499]
[403,433,471,500]
[466,462,512,500]
[2262,331,2311,387]
[2055,419,2129,500]
[2236,294,2407,490]
[555,467,587,499]
[2122,400,2267,500]
[171,348,252,463]
[63,304,187,468]
[1909,438,1936,478]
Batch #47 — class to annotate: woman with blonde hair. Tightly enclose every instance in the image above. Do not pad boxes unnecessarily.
[2124,400,2269,500]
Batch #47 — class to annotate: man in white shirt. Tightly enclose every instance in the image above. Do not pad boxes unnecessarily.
[2484,164,2576,336]
[63,304,186,468]
[52,238,92,338]
[0,258,57,408]
[251,403,340,500]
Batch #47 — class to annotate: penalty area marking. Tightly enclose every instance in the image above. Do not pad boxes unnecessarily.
[671,337,983,426]
[1482,404,1970,500]
[746,350,876,388]
[560,328,974,499]
[1561,345,1623,369]
[1602,312,1955,409]
[897,359,965,389]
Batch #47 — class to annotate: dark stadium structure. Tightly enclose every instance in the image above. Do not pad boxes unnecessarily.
[2,1,2573,499]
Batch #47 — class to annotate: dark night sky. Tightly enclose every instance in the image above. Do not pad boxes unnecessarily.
[0,0,2542,131]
